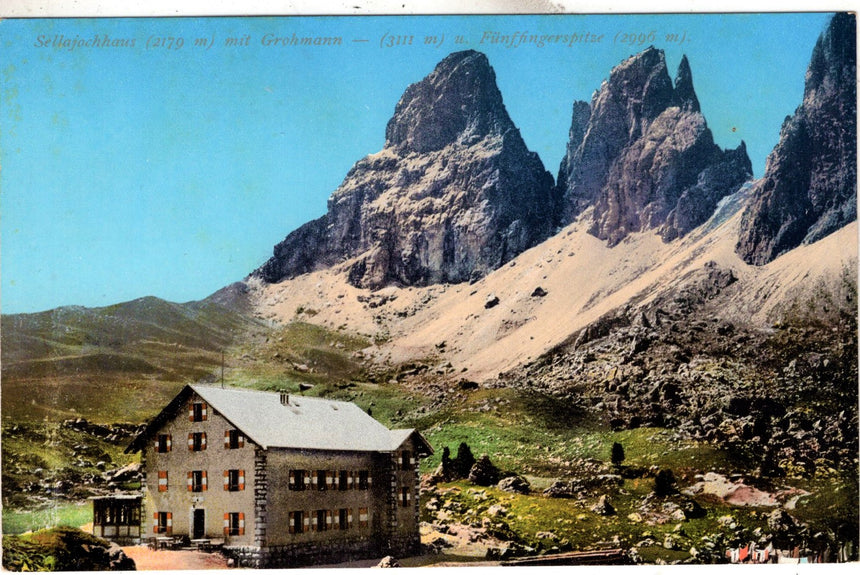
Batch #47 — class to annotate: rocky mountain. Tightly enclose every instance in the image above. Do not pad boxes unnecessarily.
[557,48,752,246]
[255,50,556,289]
[736,13,857,265]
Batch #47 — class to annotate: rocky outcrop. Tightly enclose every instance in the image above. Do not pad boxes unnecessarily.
[557,48,752,245]
[256,50,556,289]
[736,13,856,264]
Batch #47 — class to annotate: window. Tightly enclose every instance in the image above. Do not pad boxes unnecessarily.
[289,511,305,534]
[224,469,245,491]
[224,429,244,449]
[155,434,172,453]
[224,512,245,536]
[338,470,349,491]
[188,432,207,451]
[401,487,411,507]
[190,401,207,422]
[314,509,330,532]
[401,451,412,469]
[288,469,306,491]
[358,507,369,528]
[154,511,172,534]
[316,470,327,491]
[338,508,350,530]
[188,470,207,492]
[157,470,168,492]
[358,470,370,490]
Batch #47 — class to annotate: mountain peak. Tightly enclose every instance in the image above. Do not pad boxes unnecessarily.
[384,49,513,154]
[674,55,700,112]
[256,50,555,289]
[557,46,750,244]
[736,13,857,265]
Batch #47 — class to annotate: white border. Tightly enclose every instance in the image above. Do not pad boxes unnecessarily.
[0,0,857,18]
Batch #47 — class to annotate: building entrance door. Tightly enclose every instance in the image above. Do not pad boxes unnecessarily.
[193,509,205,539]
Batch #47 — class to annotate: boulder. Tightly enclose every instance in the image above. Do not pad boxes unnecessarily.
[497,475,530,494]
[468,455,500,486]
[376,556,401,568]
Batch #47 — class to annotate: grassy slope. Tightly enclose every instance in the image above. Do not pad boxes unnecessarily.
[1,296,264,424]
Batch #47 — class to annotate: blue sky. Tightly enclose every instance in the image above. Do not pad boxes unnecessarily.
[0,13,834,313]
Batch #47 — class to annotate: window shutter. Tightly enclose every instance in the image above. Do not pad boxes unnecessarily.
[166,435,172,451]
[311,471,317,486]
[201,433,206,449]
[153,438,159,451]
[288,512,295,534]
[303,516,310,528]
[202,471,208,491]
[239,434,244,448]
[410,456,416,465]
[225,430,230,449]
[368,475,373,487]
[304,473,310,486]
[289,471,295,488]
[347,472,354,488]
[326,510,332,525]
[187,471,193,491]
[166,513,172,535]
[224,513,229,536]
[238,513,245,535]
[326,473,333,486]
[201,403,207,420]
[188,433,194,450]
[239,470,245,491]
[153,512,159,533]
[224,470,229,490]
[348,510,353,525]
[189,405,194,421]
[311,514,317,532]
[158,470,168,492]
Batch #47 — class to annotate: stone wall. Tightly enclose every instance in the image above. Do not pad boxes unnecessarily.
[224,537,380,568]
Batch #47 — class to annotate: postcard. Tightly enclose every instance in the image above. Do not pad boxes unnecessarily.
[0,6,857,570]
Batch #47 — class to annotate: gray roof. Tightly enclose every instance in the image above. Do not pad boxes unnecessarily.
[190,385,414,452]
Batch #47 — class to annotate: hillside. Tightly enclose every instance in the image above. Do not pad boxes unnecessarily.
[246,190,857,382]
[0,296,264,423]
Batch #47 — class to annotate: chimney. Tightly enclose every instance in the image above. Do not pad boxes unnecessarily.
[279,390,289,406]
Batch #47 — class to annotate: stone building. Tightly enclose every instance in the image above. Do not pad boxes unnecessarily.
[125,384,431,567]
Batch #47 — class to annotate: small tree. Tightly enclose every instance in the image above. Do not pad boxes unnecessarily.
[440,446,452,479]
[653,468,676,497]
[452,442,475,479]
[610,442,625,466]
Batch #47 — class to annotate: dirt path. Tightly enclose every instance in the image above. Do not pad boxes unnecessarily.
[122,546,229,570]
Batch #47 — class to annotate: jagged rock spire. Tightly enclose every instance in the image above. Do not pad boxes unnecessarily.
[674,55,700,113]
[736,13,856,265]
[556,46,751,245]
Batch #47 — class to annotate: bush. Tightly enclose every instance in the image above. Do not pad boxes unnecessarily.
[2,526,135,571]
[468,455,501,486]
